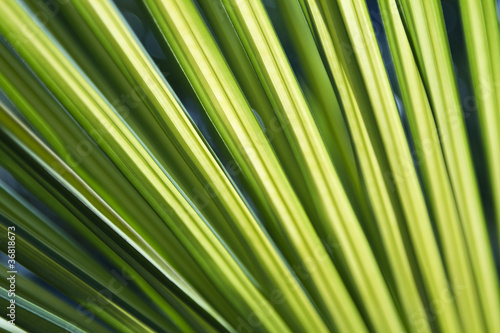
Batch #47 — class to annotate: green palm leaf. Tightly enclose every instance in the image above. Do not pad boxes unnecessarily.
[0,0,498,332]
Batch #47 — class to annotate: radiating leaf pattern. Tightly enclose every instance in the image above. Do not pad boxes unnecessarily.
[0,0,498,332]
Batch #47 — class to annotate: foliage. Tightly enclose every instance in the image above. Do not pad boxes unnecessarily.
[0,0,498,332]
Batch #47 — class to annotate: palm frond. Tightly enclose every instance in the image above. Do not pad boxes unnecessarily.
[0,0,498,332]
